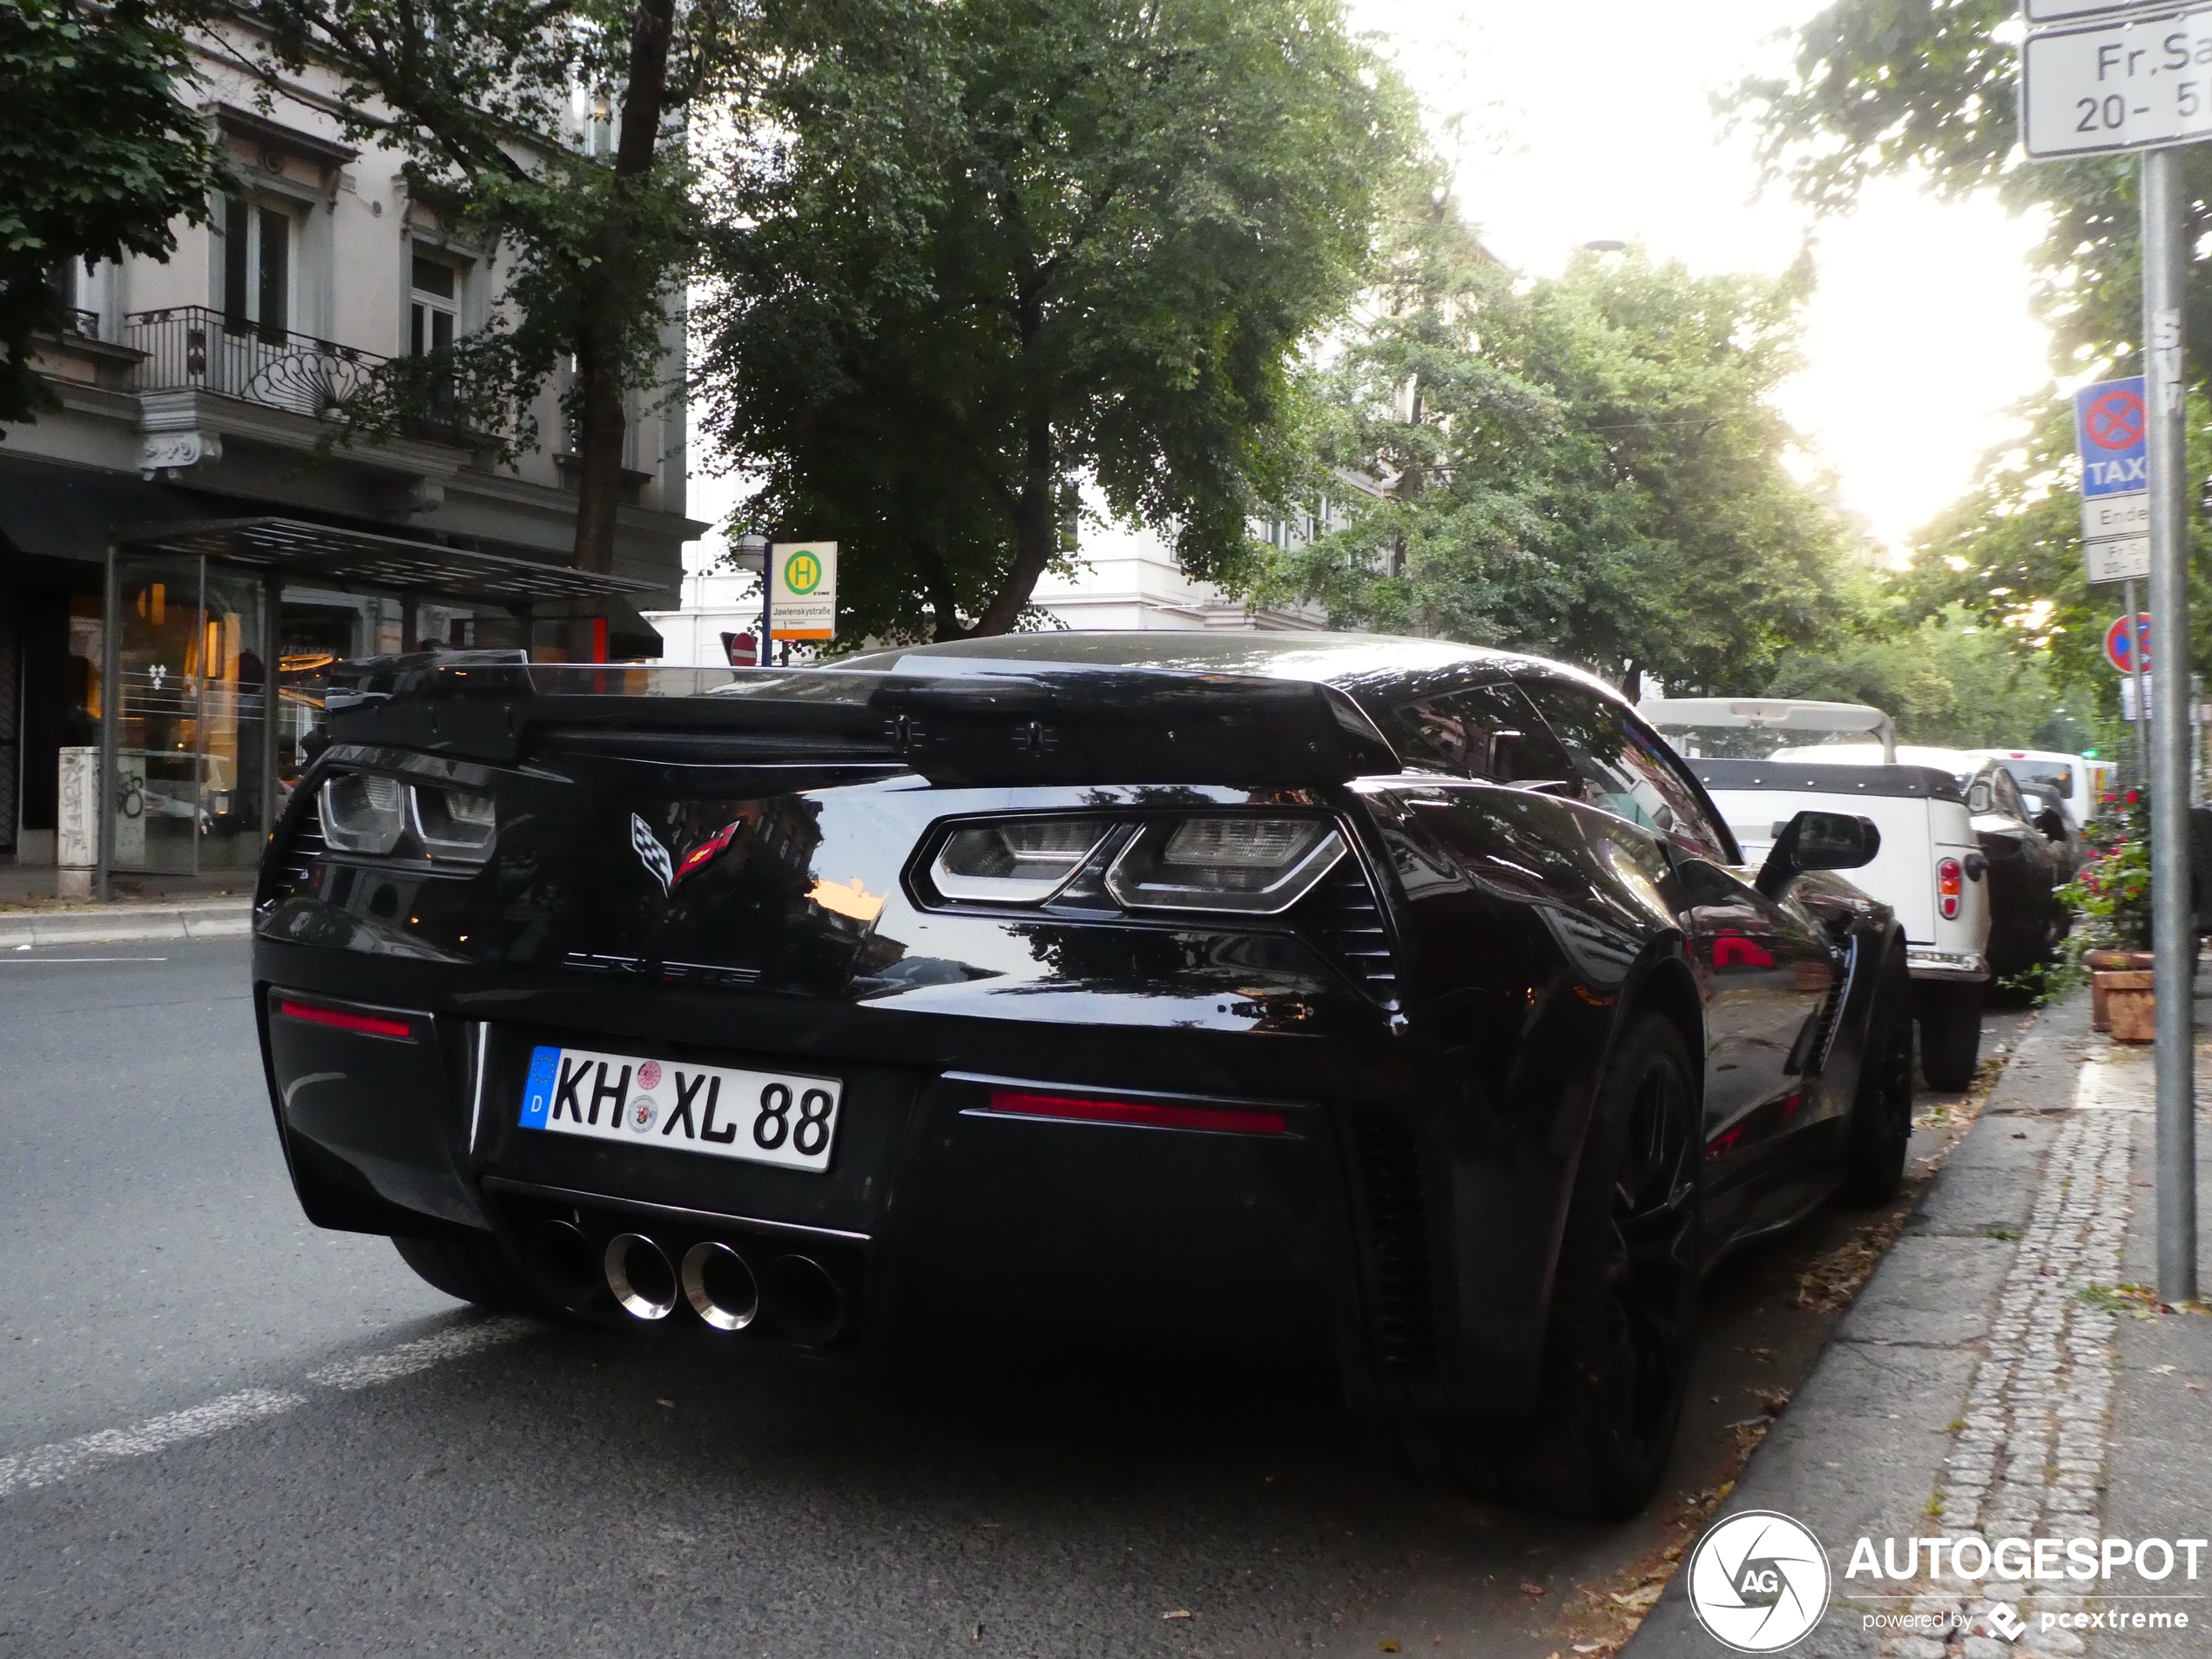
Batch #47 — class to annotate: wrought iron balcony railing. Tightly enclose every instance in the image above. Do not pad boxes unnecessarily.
[124,306,384,420]
[121,307,476,444]
[66,308,99,339]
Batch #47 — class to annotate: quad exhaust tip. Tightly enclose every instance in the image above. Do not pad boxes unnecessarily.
[761,1252,846,1346]
[681,1241,759,1332]
[530,1218,601,1309]
[604,1231,678,1321]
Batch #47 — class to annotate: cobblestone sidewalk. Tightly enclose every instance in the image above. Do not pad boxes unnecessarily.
[1876,1055,2142,1659]
[1626,991,2212,1659]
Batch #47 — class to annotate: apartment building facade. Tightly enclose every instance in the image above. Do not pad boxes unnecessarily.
[2,42,698,885]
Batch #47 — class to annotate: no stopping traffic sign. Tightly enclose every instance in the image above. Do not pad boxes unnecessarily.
[2105,612,2151,674]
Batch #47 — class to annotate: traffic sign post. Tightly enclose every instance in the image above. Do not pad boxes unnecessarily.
[2023,2,2197,1304]
[2075,375,2150,583]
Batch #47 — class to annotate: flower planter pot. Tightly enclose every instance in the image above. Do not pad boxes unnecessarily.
[2095,970,2157,1042]
[2086,951,2160,1029]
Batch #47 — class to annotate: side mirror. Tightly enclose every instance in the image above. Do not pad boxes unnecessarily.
[1756,810,1881,898]
[2034,807,2068,841]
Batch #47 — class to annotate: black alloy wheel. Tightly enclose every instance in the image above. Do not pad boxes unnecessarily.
[1476,1014,1702,1518]
[1844,942,1917,1204]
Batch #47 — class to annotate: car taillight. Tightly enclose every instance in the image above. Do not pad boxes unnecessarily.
[318,769,496,867]
[930,817,1115,903]
[1104,815,1346,915]
[320,772,406,855]
[985,1088,1287,1136]
[1938,857,1963,920]
[274,998,416,1041]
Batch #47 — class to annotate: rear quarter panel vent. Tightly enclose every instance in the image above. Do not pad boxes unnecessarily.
[1303,856,1400,1012]
[1348,1114,1436,1372]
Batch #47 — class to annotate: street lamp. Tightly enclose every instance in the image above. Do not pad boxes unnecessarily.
[730,530,772,665]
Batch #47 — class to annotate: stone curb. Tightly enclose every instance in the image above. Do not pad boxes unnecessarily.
[1624,992,2095,1659]
[0,901,253,949]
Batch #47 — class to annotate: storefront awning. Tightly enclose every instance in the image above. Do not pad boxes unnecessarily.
[116,516,663,605]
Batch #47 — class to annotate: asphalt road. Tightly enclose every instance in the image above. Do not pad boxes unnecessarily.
[0,941,2033,1658]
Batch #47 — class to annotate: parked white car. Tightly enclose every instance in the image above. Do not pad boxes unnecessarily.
[1969,748,2110,829]
[1644,700,1993,1089]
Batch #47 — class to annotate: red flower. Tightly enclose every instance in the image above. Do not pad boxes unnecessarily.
[2127,789,2141,805]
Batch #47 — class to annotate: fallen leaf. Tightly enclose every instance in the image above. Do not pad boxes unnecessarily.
[1379,1643,1402,1654]
[656,1399,675,1407]
[2152,1364,2177,1375]
[1610,1583,1665,1610]
[1520,1582,1547,1597]
[1162,1610,1193,1622]
[1573,1644,1611,1655]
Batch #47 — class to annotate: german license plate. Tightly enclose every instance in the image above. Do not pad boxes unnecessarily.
[518,1044,841,1173]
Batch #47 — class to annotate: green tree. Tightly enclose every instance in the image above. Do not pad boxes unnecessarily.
[1728,1,2212,706]
[1,0,222,422]
[220,0,751,573]
[697,0,1414,641]
[1765,607,2086,749]
[1249,211,1864,696]
[1900,388,2212,718]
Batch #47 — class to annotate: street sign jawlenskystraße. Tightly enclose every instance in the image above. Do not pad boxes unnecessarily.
[2022,9,2212,158]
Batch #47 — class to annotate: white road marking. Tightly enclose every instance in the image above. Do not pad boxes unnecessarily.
[0,956,171,964]
[0,1317,540,1501]
[307,1316,536,1391]
[0,1390,305,1500]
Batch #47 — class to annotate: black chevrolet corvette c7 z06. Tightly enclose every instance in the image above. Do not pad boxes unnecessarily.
[253,631,1912,1516]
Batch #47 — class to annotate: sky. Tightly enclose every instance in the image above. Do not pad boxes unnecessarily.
[691,1,2057,568]
[1345,0,2054,560]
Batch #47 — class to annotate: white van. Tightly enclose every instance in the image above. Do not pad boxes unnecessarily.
[1644,701,1993,1089]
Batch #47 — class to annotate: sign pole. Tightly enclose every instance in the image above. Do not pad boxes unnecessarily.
[2143,142,2198,1305]
[2125,576,2148,784]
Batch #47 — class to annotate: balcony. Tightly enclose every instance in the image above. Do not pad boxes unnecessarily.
[125,306,381,418]
[121,307,469,443]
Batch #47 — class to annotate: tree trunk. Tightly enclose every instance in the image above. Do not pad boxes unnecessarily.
[569,0,677,577]
[969,409,1055,637]
[969,276,1055,637]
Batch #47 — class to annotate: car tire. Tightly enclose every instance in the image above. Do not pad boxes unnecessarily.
[1464,1013,1702,1519]
[392,1231,543,1313]
[1843,942,1915,1204]
[1917,981,1983,1091]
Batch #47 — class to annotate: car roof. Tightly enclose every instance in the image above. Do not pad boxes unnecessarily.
[1769,742,1993,778]
[1968,748,2086,767]
[834,630,1629,703]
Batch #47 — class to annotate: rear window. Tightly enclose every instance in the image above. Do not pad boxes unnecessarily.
[1995,758,2074,796]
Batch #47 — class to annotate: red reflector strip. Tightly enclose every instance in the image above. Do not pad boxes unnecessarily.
[985,1089,1287,1136]
[275,999,416,1041]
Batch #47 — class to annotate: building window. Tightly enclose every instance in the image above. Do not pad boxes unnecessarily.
[222,196,293,341]
[409,256,460,356]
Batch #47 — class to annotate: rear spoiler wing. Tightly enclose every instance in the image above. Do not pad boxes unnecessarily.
[1640,697,1897,764]
[317,655,1403,786]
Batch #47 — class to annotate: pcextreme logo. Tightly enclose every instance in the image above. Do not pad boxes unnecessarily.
[1686,1510,1831,1653]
